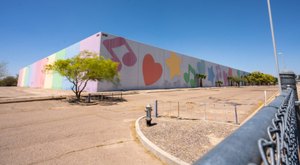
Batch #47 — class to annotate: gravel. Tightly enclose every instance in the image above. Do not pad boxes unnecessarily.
[140,117,238,164]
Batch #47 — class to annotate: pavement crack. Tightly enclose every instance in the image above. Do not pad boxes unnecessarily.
[29,139,133,165]
[0,113,95,131]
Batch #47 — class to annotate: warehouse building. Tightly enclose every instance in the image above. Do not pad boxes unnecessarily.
[17,32,248,92]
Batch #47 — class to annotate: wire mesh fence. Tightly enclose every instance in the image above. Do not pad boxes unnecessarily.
[156,100,255,124]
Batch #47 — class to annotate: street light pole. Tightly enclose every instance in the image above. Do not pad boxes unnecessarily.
[267,0,282,93]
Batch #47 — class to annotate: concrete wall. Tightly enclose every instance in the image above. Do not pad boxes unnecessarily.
[99,33,248,91]
[18,33,101,92]
[18,32,248,92]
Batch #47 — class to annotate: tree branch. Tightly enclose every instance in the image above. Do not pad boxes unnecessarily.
[78,79,89,98]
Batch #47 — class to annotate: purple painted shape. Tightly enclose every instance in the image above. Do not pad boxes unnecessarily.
[79,33,101,92]
[103,37,137,71]
[33,60,42,88]
[80,33,100,53]
[36,58,47,88]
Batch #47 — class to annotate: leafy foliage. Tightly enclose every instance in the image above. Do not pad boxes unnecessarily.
[0,76,18,86]
[228,71,277,87]
[244,71,277,85]
[45,51,119,100]
[195,74,207,87]
[0,62,7,79]
[215,80,223,87]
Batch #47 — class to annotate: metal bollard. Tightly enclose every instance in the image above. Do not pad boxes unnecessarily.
[145,104,152,126]
[86,93,91,103]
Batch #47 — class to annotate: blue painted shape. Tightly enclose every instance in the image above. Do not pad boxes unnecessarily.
[27,65,32,87]
[62,42,80,90]
[197,60,206,74]
[208,66,215,84]
[23,67,29,87]
[65,42,80,59]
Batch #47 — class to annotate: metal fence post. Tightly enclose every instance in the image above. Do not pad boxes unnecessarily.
[234,104,238,124]
[177,101,179,118]
[224,104,227,122]
[204,103,207,120]
[280,70,298,100]
[154,100,158,118]
[264,90,267,106]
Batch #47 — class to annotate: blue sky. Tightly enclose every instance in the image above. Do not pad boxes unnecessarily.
[0,0,299,76]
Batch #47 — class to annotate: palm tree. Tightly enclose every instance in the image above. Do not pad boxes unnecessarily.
[227,76,233,86]
[195,74,207,87]
[215,80,223,87]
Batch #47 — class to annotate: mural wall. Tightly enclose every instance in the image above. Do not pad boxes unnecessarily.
[18,33,101,92]
[99,33,248,91]
[18,32,248,92]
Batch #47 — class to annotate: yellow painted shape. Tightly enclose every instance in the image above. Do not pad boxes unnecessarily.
[44,54,56,88]
[165,52,182,80]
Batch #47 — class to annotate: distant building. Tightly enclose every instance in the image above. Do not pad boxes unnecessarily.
[17,32,248,91]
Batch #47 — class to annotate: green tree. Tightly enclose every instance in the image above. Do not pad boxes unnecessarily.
[244,72,277,85]
[240,75,248,86]
[227,76,233,86]
[0,76,18,86]
[195,74,206,87]
[215,80,223,87]
[232,76,243,87]
[0,62,7,79]
[45,51,119,101]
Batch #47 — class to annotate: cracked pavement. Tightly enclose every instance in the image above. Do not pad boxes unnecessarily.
[0,86,280,164]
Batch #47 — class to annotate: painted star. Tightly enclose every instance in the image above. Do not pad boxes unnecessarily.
[166,52,182,80]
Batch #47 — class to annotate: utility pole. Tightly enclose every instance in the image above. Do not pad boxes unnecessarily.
[267,0,282,93]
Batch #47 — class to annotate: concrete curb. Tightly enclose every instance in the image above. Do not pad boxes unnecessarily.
[0,96,66,104]
[240,91,279,125]
[135,116,190,165]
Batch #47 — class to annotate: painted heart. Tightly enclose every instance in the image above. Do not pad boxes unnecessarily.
[143,54,162,86]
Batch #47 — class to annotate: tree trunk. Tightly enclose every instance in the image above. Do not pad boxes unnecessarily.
[75,92,80,101]
[200,79,203,87]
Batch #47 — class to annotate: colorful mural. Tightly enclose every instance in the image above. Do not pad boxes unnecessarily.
[18,32,248,92]
[98,33,248,91]
[18,33,102,92]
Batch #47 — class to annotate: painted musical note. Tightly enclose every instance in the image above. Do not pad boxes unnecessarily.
[103,37,137,71]
[184,64,196,87]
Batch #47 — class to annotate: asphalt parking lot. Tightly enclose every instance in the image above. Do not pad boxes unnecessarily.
[0,86,279,165]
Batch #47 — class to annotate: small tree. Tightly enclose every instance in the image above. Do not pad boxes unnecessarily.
[45,51,119,101]
[227,76,233,86]
[0,62,7,79]
[195,74,206,87]
[0,76,17,86]
[215,80,223,87]
[232,76,242,87]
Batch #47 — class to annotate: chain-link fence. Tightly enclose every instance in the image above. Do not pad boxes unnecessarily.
[258,89,299,165]
[155,100,256,124]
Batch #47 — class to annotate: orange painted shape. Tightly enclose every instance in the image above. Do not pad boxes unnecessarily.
[143,54,162,86]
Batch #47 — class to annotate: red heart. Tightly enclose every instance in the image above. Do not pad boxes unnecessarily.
[143,54,162,86]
